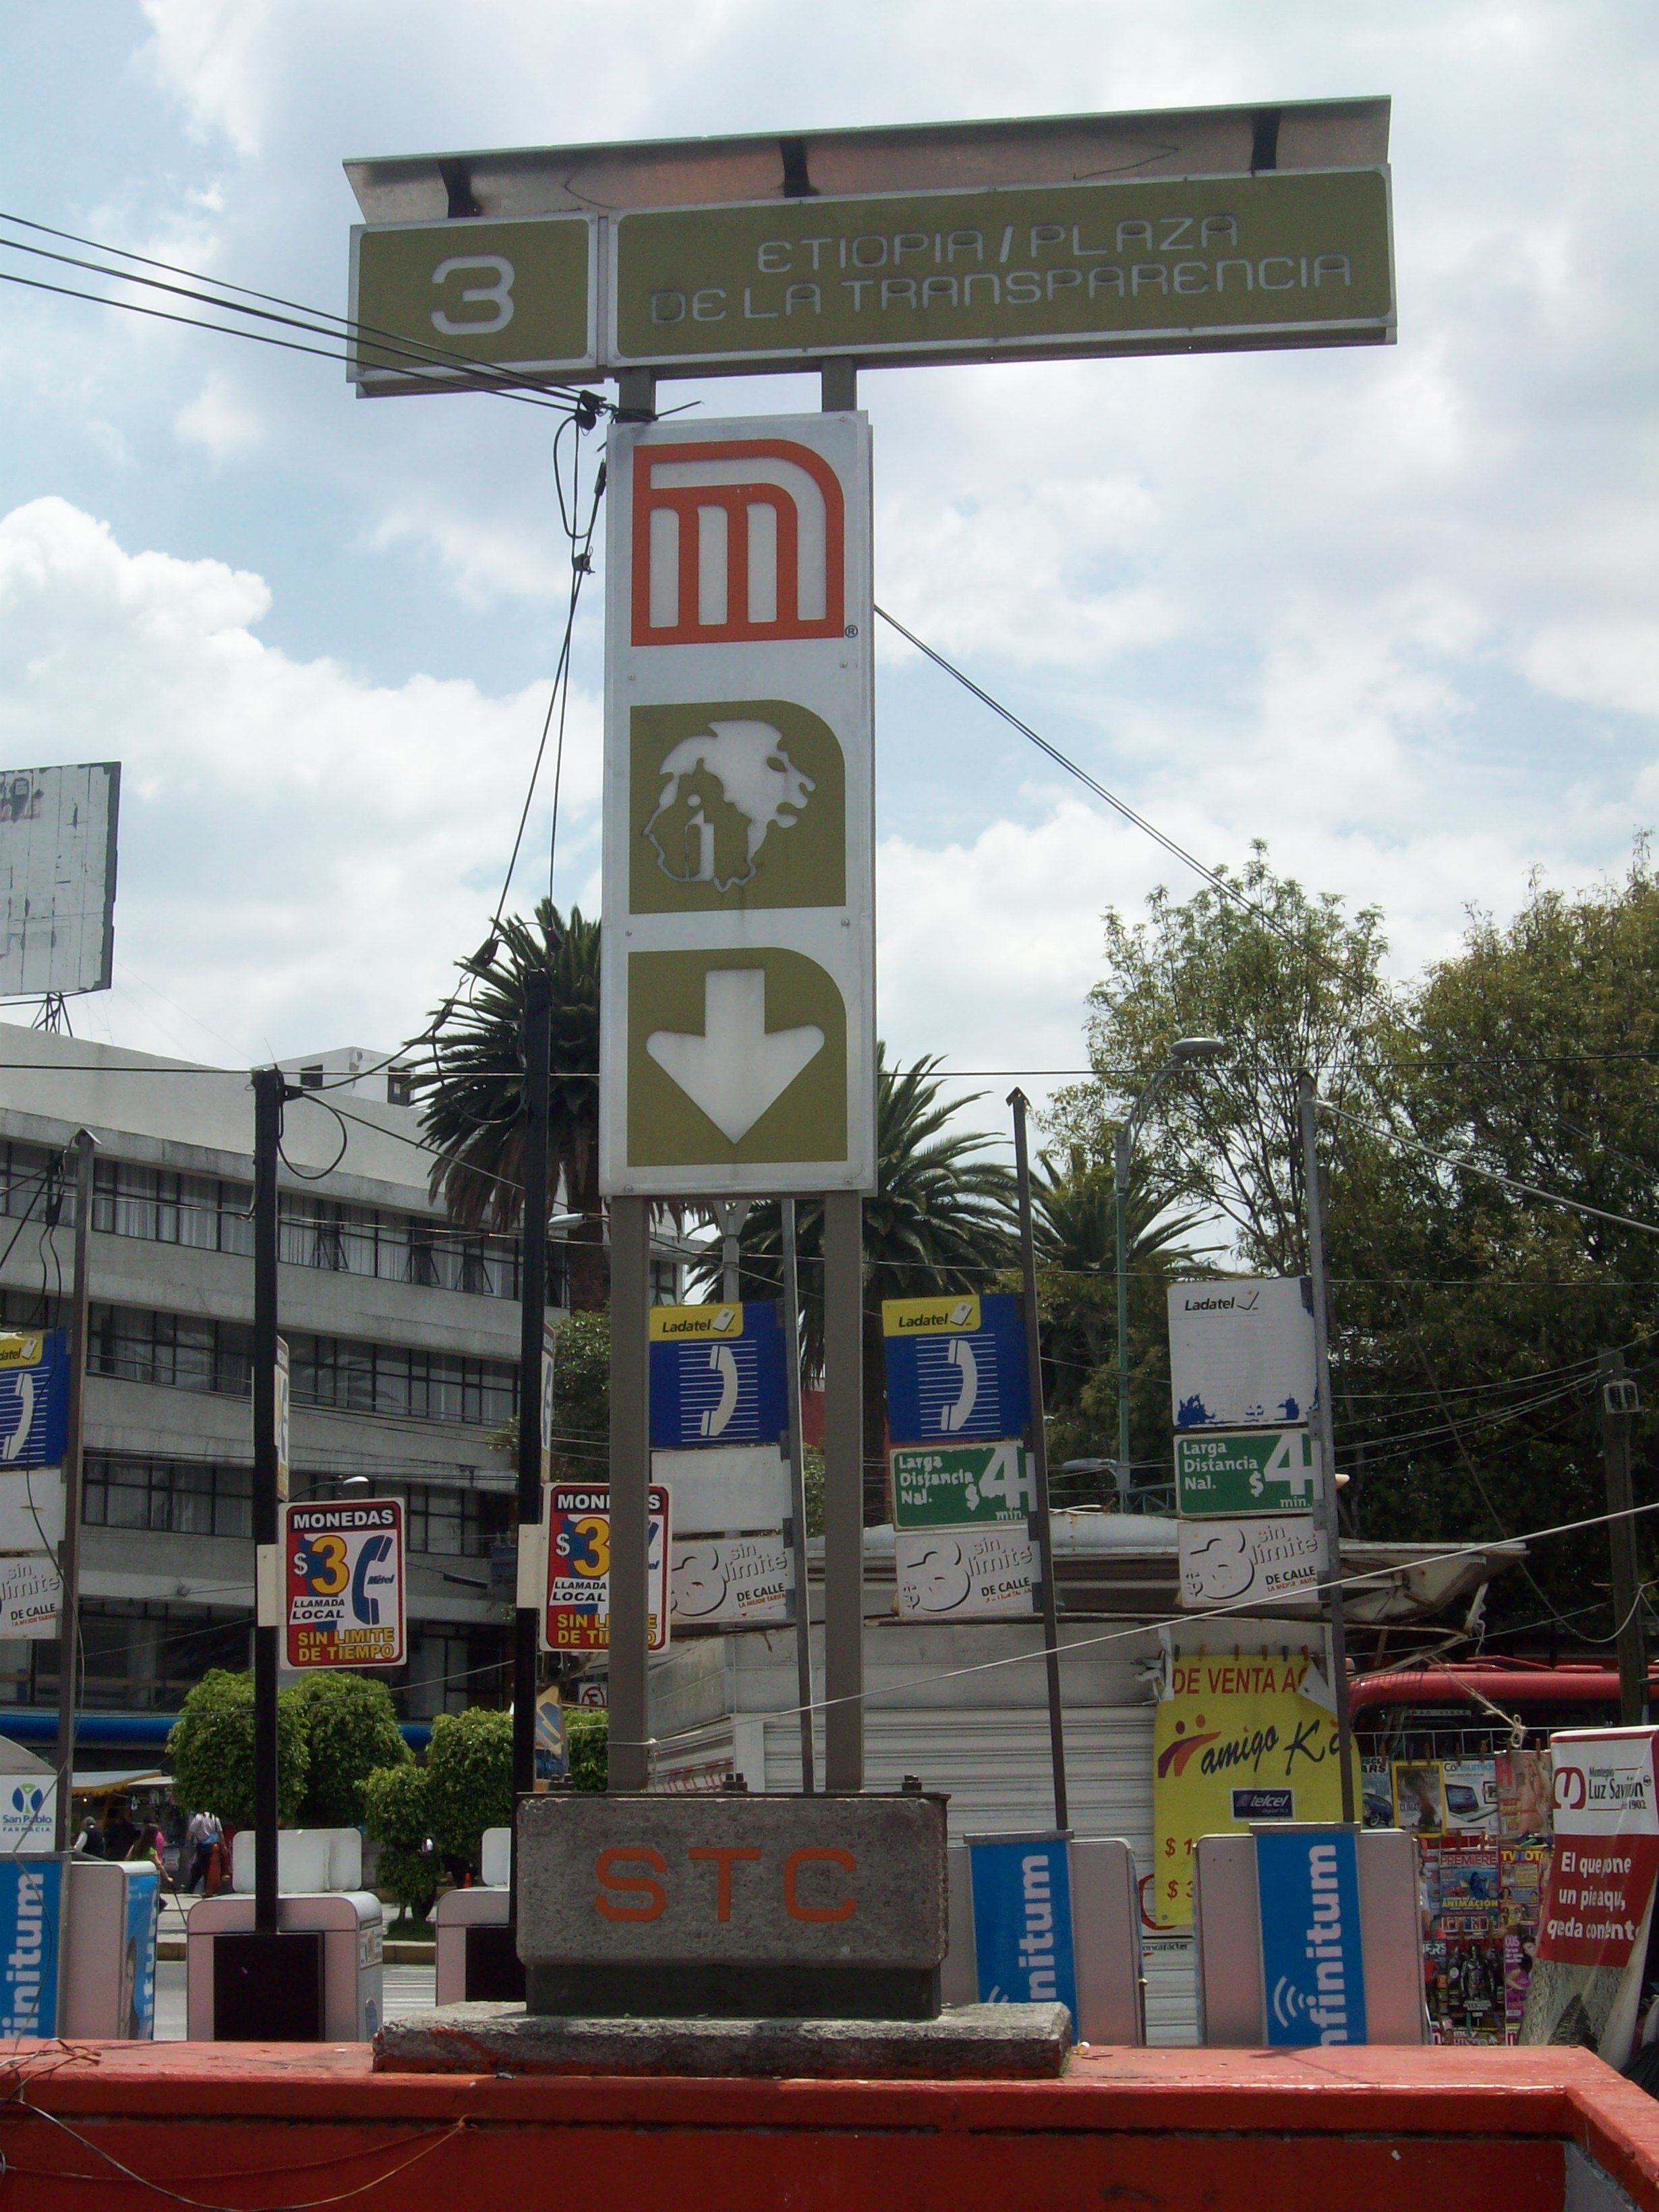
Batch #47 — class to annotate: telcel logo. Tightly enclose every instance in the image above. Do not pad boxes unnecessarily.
[632,438,846,645]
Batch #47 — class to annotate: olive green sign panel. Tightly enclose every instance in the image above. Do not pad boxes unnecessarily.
[891,1443,1034,1530]
[1173,1426,1320,1519]
[351,215,595,385]
[612,168,1392,368]
[627,947,848,1169]
[630,700,846,915]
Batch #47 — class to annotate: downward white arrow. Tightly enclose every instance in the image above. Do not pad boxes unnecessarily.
[646,968,825,1144]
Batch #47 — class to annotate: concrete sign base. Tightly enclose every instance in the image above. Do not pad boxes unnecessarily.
[517,1790,949,2022]
[374,1998,1072,2080]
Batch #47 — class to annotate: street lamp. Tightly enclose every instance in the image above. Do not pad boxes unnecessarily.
[1113,1037,1227,1504]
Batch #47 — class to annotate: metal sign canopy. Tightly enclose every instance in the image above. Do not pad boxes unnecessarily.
[344,98,1393,390]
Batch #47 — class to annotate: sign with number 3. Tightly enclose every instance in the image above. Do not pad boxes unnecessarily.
[283,1500,405,1668]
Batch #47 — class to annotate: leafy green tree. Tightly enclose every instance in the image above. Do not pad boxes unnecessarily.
[167,1670,308,1829]
[291,1673,411,1827]
[1051,843,1396,1272]
[695,1045,1014,1519]
[566,1710,608,1793]
[361,1763,438,1924]
[424,1707,514,1873]
[415,900,605,1307]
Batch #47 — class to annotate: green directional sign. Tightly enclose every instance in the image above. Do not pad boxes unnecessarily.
[612,167,1392,369]
[1174,1427,1320,1519]
[890,1442,1034,1530]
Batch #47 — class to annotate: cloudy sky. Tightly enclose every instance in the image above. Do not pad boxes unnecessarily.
[0,1,1654,1128]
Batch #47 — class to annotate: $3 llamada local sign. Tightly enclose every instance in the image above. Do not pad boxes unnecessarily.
[283,1501,405,1668]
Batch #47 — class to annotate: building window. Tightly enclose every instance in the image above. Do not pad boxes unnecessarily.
[84,1304,516,1430]
[83,1455,253,1539]
[399,1483,506,1559]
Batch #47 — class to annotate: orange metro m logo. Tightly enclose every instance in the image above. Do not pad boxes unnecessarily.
[631,438,846,645]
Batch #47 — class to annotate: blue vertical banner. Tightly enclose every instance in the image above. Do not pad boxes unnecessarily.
[0,1856,63,2036]
[968,1835,1078,2020]
[1255,1825,1368,2046]
[122,1865,159,2039]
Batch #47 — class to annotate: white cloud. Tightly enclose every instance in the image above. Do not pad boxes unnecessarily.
[175,370,264,463]
[0,496,598,1060]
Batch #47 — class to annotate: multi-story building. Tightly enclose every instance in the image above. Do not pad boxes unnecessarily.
[0,1022,668,1763]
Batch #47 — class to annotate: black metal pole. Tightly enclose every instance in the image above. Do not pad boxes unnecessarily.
[52,1130,96,1855]
[780,1200,815,1795]
[512,970,552,1896]
[1009,1090,1068,1832]
[1600,1349,1649,1726]
[1298,1072,1357,1824]
[251,1068,285,1936]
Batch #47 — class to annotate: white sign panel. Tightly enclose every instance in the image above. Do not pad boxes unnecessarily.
[894,1523,1035,1620]
[600,412,876,1198]
[0,763,119,998]
[0,1554,60,1637]
[0,1467,64,1556]
[0,1776,55,1854]
[1167,1277,1318,1430]
[1177,1515,1328,1608]
[652,1444,789,1534]
[670,1534,791,1625]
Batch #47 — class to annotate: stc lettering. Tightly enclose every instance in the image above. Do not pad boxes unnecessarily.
[593,1842,858,1925]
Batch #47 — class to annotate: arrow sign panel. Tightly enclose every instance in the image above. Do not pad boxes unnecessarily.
[600,412,875,1196]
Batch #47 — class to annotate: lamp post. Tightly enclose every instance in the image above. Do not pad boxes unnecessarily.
[1113,1038,1227,1503]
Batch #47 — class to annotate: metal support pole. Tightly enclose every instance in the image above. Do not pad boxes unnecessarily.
[714,1200,750,1304]
[1600,1349,1648,1725]
[512,970,551,1890]
[821,359,858,411]
[608,1196,651,1792]
[822,1190,863,1793]
[251,1068,287,1933]
[1113,1124,1132,1498]
[1011,1091,1068,1832]
[52,1130,96,1855]
[780,1200,815,1794]
[1298,1071,1356,1824]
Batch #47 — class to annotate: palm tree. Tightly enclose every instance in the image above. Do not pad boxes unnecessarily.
[413,901,606,1308]
[1031,1144,1214,1503]
[691,1045,1015,1520]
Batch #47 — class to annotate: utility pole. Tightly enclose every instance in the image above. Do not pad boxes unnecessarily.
[780,1200,815,1793]
[1600,1349,1648,1726]
[251,1068,288,1936]
[1113,1123,1133,1501]
[52,1130,96,1854]
[714,1200,750,1304]
[1297,1072,1356,1824]
[513,971,552,1863]
[1011,1090,1068,1831]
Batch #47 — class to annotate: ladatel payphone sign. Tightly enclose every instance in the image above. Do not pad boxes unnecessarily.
[600,414,875,1198]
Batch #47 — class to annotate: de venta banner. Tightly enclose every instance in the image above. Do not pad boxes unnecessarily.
[1152,1640,1353,1931]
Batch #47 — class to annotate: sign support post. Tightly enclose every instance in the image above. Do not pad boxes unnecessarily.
[1599,1349,1648,1726]
[251,1068,288,1936]
[780,1199,815,1793]
[1296,1071,1355,1822]
[607,1196,651,1793]
[51,1129,94,1856]
[822,1191,863,1793]
[513,970,551,1868]
[1011,1089,1068,1831]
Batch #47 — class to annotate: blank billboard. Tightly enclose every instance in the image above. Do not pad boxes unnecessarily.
[0,763,119,998]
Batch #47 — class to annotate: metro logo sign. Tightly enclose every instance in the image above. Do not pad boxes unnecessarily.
[601,410,876,1197]
[631,439,846,645]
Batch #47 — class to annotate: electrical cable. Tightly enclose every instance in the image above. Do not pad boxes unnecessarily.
[0,217,594,415]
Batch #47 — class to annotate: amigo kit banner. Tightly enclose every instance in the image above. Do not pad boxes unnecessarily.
[1151,1639,1351,1930]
